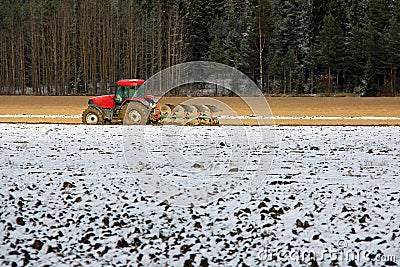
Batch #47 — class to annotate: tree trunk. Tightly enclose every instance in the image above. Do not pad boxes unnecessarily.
[283,66,286,95]
[336,69,339,93]
[258,12,264,92]
[267,67,270,94]
[311,70,314,94]
[328,65,332,95]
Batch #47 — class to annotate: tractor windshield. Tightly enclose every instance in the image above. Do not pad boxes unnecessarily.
[137,84,145,98]
[115,86,139,103]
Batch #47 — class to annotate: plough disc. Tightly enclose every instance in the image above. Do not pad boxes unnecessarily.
[157,104,221,126]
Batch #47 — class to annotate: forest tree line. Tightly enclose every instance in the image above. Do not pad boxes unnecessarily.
[0,0,399,96]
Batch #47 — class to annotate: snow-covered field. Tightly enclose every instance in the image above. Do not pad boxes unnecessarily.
[0,124,399,266]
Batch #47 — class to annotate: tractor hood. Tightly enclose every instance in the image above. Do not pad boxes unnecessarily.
[145,95,160,103]
[89,95,115,109]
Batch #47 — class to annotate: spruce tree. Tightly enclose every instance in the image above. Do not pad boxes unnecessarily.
[363,0,392,95]
[314,13,345,93]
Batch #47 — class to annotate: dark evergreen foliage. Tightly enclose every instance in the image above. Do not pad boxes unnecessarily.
[0,0,399,96]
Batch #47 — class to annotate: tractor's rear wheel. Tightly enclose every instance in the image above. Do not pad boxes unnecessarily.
[82,107,104,125]
[120,102,150,125]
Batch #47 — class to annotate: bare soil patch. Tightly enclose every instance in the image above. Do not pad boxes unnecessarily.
[0,96,399,125]
[0,96,89,124]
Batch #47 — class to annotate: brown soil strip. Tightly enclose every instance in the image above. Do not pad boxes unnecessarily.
[0,96,399,126]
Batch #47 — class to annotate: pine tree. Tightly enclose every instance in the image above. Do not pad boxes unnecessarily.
[282,49,299,95]
[182,0,219,61]
[363,0,391,95]
[347,25,368,91]
[305,43,319,94]
[270,0,308,95]
[248,0,274,92]
[342,0,368,92]
[309,0,331,43]
[208,36,227,64]
[266,52,280,94]
[387,17,400,95]
[314,13,345,94]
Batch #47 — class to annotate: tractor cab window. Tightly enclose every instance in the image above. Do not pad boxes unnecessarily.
[137,84,145,98]
[115,86,138,103]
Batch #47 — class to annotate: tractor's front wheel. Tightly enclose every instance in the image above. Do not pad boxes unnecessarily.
[82,107,104,125]
[120,102,150,125]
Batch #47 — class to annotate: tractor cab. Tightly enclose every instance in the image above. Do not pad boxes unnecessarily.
[115,79,145,105]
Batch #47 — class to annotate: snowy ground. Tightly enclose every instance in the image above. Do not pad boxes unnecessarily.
[0,124,399,266]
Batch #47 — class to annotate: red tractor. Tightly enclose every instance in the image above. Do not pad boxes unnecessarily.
[82,79,159,125]
[82,79,221,125]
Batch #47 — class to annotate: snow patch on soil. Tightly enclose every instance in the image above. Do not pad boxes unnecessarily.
[0,124,399,266]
